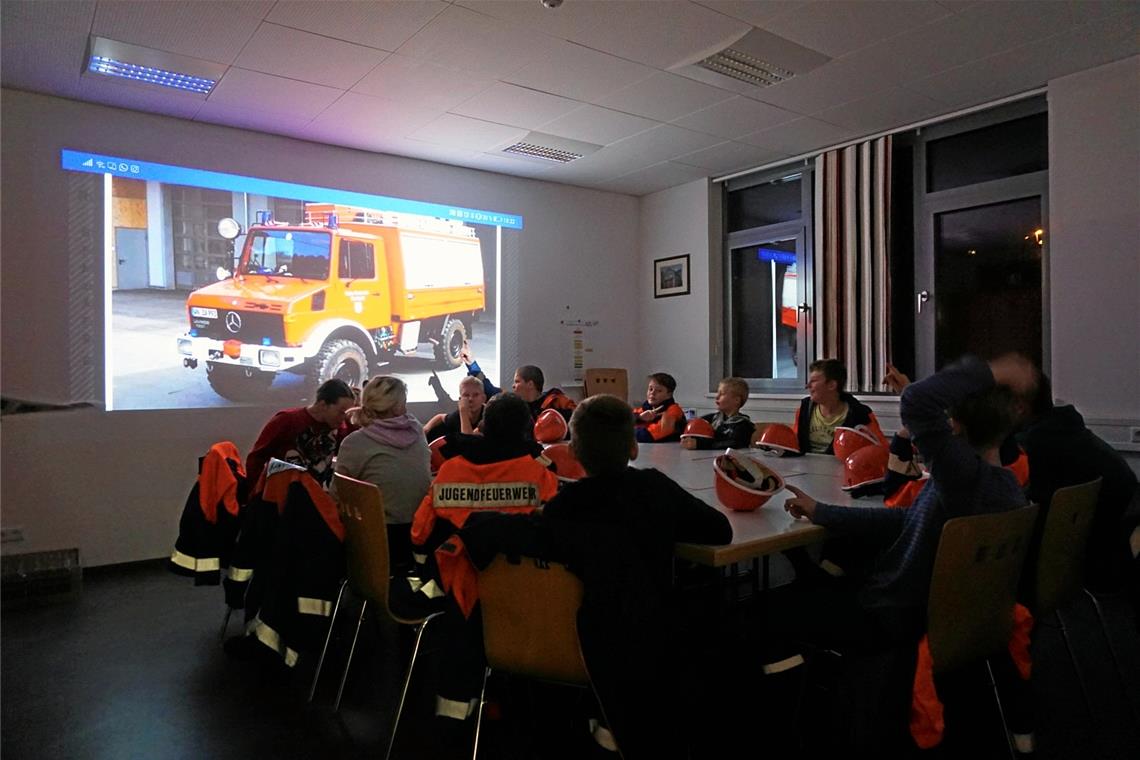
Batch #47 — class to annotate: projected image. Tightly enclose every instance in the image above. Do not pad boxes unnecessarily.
[61,151,521,410]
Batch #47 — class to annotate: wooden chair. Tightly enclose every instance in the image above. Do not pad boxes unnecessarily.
[584,368,629,403]
[309,473,444,760]
[1023,478,1103,730]
[473,555,620,759]
[926,504,1039,756]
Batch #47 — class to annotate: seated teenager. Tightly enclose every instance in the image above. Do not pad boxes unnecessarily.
[461,343,576,423]
[409,392,559,724]
[680,377,754,450]
[787,359,886,455]
[335,376,432,575]
[540,394,733,758]
[423,375,486,440]
[244,379,356,496]
[752,355,1035,751]
[634,372,685,443]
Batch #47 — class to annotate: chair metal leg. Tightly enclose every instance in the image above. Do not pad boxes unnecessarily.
[333,598,368,712]
[218,606,234,643]
[385,611,443,760]
[308,579,348,704]
[471,666,492,760]
[985,659,1017,760]
[1083,587,1140,724]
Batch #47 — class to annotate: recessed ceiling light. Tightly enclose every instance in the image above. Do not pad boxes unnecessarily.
[497,132,601,165]
[84,36,227,97]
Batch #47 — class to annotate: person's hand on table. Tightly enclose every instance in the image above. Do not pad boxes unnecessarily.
[783,484,818,522]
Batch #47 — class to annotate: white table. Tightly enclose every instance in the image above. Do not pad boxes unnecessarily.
[633,444,883,568]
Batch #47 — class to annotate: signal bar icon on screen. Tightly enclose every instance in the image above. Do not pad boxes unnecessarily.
[81,158,94,167]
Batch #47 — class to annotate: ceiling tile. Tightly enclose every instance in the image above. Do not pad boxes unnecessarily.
[759,1,951,58]
[692,1,812,27]
[234,23,388,89]
[596,161,710,196]
[597,72,735,122]
[459,0,750,70]
[396,4,547,80]
[607,124,723,164]
[537,105,657,146]
[194,100,312,135]
[266,0,448,52]
[72,75,206,121]
[207,68,344,120]
[748,58,890,116]
[409,113,528,152]
[813,87,948,133]
[91,0,272,64]
[671,96,801,139]
[1,1,94,99]
[503,39,654,103]
[450,82,579,130]
[304,92,440,147]
[673,141,791,174]
[741,117,855,156]
[352,54,494,112]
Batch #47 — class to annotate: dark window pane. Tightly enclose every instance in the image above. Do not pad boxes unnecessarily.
[338,240,375,279]
[730,238,799,379]
[934,197,1043,368]
[727,175,802,232]
[926,113,1047,192]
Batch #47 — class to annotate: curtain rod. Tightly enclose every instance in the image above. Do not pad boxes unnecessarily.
[713,86,1047,184]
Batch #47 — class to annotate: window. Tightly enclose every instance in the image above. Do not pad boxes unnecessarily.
[910,97,1048,377]
[338,240,375,280]
[721,168,812,390]
[169,185,232,289]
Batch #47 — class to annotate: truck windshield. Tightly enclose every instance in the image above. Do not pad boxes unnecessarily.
[242,230,331,279]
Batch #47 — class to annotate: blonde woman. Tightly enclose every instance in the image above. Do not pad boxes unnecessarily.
[335,376,431,573]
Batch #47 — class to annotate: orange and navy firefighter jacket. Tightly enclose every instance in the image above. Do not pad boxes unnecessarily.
[789,392,888,456]
[169,441,246,585]
[411,448,558,608]
[634,397,686,443]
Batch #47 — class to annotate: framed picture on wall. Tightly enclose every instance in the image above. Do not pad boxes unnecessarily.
[653,254,690,298]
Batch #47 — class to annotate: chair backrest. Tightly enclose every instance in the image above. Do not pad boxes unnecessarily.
[584,368,629,403]
[927,504,1038,674]
[333,473,392,613]
[1031,477,1102,616]
[478,555,588,685]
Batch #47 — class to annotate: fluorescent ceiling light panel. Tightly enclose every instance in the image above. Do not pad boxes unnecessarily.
[85,36,227,97]
[497,132,601,164]
[673,28,830,93]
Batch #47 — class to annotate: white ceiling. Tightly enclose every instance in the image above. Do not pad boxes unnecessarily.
[2,0,1137,196]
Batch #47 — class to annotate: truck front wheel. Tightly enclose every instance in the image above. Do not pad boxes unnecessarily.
[434,318,467,369]
[310,338,370,391]
[206,363,274,401]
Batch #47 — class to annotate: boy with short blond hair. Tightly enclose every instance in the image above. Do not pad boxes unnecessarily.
[681,376,755,450]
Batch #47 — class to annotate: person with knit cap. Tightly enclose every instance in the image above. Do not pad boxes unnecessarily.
[335,375,432,575]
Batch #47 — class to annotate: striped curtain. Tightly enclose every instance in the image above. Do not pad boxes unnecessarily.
[812,136,891,393]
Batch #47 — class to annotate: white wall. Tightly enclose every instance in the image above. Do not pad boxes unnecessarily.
[639,57,1140,444]
[0,89,639,566]
[1047,56,1140,426]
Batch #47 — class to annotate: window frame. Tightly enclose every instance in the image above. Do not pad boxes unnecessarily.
[716,163,815,393]
[912,97,1049,378]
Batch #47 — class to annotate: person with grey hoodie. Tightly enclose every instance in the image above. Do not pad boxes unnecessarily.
[335,375,432,574]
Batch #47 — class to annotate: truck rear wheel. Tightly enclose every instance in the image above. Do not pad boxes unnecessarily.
[310,338,370,391]
[434,318,467,369]
[206,363,274,401]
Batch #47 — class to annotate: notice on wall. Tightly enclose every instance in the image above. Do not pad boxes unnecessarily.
[562,320,597,383]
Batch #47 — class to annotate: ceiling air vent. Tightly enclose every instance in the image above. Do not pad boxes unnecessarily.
[672,28,831,94]
[497,132,601,165]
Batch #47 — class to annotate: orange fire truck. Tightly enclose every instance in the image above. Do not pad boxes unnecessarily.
[177,203,485,400]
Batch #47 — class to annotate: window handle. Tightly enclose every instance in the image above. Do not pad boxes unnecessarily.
[916,290,930,315]
[797,302,810,323]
